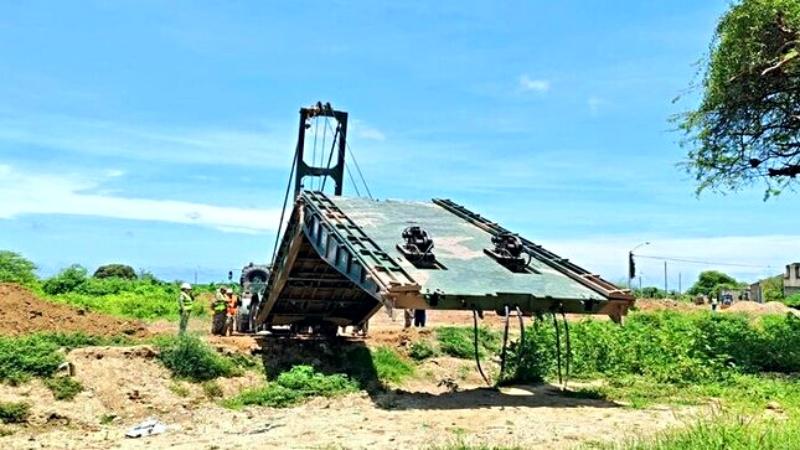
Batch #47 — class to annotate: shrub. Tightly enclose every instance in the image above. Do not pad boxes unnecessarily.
[42,265,89,295]
[409,340,437,361]
[224,365,357,409]
[371,347,414,384]
[156,335,239,381]
[0,251,37,286]
[44,377,84,400]
[0,402,30,424]
[437,326,499,359]
[202,380,223,399]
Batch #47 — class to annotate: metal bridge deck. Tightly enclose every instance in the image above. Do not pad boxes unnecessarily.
[254,191,633,330]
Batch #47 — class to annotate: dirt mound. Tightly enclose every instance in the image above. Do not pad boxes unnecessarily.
[725,300,796,316]
[0,283,148,337]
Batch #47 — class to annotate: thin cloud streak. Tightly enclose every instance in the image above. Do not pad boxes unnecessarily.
[0,164,280,233]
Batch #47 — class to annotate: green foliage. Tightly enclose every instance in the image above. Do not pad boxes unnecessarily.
[371,346,414,384]
[437,326,499,359]
[42,265,89,295]
[761,275,785,302]
[201,380,223,399]
[679,0,800,196]
[155,335,240,381]
[784,293,800,308]
[617,415,800,450]
[409,340,438,361]
[93,264,137,280]
[508,311,800,386]
[0,251,37,286]
[0,332,132,384]
[687,271,739,297]
[224,365,358,409]
[44,377,84,400]
[0,402,30,424]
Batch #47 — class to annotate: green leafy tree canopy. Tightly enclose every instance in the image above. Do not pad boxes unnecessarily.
[42,265,89,295]
[0,251,38,286]
[687,270,740,297]
[679,0,800,197]
[93,264,137,280]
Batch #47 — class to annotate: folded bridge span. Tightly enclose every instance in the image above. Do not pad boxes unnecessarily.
[253,191,634,333]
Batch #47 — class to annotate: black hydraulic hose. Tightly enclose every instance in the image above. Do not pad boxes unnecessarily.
[515,306,525,369]
[552,312,563,386]
[472,309,491,386]
[500,305,510,379]
[561,309,572,389]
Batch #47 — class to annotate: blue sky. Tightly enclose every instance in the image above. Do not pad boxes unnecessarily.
[1,1,797,287]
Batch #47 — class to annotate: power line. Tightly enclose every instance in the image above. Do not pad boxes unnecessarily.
[635,254,772,270]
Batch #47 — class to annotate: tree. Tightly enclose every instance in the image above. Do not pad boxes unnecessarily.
[761,275,785,302]
[42,265,89,295]
[679,0,800,197]
[687,270,740,297]
[0,251,38,286]
[93,264,137,280]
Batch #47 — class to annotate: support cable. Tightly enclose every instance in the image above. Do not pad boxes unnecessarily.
[318,116,328,190]
[472,309,491,386]
[320,119,340,192]
[345,162,362,197]
[270,144,299,266]
[311,117,319,190]
[322,118,373,199]
[560,308,572,389]
[515,306,525,369]
[499,305,511,380]
[552,312,563,387]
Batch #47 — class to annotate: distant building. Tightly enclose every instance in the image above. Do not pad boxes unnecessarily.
[785,263,800,297]
[750,281,765,304]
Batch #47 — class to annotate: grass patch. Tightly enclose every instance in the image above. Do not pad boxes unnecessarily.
[436,326,499,359]
[609,415,800,450]
[372,346,414,384]
[169,382,190,397]
[409,340,438,361]
[44,377,84,400]
[224,365,358,409]
[202,380,224,399]
[0,401,30,424]
[155,335,241,381]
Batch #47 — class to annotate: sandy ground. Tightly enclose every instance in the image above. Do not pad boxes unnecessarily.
[15,296,794,449]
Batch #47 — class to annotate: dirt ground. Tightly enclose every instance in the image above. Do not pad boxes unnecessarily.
[0,283,148,337]
[15,291,797,449]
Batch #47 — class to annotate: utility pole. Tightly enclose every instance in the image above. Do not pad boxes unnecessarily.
[664,261,668,296]
[678,272,682,295]
[638,275,642,290]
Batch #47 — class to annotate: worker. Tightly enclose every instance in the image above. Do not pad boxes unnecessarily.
[211,287,228,335]
[404,309,413,329]
[711,295,719,313]
[224,287,238,336]
[177,283,194,336]
[414,308,427,327]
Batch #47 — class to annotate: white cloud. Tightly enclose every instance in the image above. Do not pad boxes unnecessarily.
[541,235,800,286]
[0,164,281,234]
[0,113,295,169]
[519,75,551,93]
[587,96,606,115]
[350,119,386,141]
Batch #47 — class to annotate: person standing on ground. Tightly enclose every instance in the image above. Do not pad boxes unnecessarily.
[711,295,719,313]
[178,283,194,336]
[413,309,427,327]
[404,309,413,329]
[211,287,227,335]
[224,287,238,336]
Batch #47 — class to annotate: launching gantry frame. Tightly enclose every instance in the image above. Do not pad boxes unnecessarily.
[252,103,634,336]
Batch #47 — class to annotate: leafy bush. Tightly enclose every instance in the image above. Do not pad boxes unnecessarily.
[156,335,239,381]
[93,264,137,280]
[687,270,739,297]
[437,326,499,359]
[202,380,223,399]
[44,377,84,400]
[371,347,414,384]
[507,311,800,385]
[0,251,37,286]
[409,340,437,360]
[784,293,800,309]
[0,402,30,424]
[224,365,358,409]
[42,265,89,295]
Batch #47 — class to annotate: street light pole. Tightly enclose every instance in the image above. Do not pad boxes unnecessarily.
[627,241,651,290]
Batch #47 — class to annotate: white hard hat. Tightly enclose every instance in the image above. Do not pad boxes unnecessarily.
[181,282,192,290]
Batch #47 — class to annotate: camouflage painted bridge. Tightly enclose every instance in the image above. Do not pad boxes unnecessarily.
[253,190,634,334]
